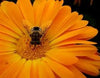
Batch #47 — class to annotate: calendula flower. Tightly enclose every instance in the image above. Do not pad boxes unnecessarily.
[0,0,99,78]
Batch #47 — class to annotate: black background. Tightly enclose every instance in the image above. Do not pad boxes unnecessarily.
[0,0,100,78]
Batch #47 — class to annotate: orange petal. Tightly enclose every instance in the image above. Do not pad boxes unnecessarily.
[75,59,100,76]
[43,57,74,78]
[30,60,38,78]
[9,59,26,78]
[68,66,86,78]
[45,5,71,39]
[52,40,97,47]
[87,54,100,60]
[40,0,63,30]
[68,20,88,31]
[46,12,80,41]
[33,0,46,26]
[49,45,97,57]
[0,25,20,39]
[46,49,78,65]
[0,45,16,52]
[1,1,27,35]
[0,40,16,48]
[0,53,21,75]
[38,60,55,78]
[50,26,98,45]
[0,32,17,43]
[18,60,32,78]
[0,58,25,78]
[78,59,100,69]
[0,5,23,36]
[17,0,34,24]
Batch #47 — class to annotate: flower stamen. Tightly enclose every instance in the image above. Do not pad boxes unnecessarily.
[16,35,50,60]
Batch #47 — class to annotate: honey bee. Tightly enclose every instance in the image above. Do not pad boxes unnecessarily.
[30,27,42,46]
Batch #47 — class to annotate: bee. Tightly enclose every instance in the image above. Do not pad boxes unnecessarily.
[30,27,42,46]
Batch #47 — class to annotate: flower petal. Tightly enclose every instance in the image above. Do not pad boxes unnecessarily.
[68,66,86,78]
[46,49,78,65]
[46,12,84,41]
[1,1,27,35]
[0,32,17,43]
[33,0,46,26]
[0,46,16,52]
[50,26,98,45]
[0,58,26,78]
[78,59,100,69]
[0,53,21,75]
[0,25,20,39]
[48,45,97,57]
[38,59,55,78]
[52,40,97,47]
[30,60,38,78]
[0,40,16,48]
[45,5,71,38]
[40,0,63,30]
[17,0,34,24]
[75,59,100,76]
[0,5,23,36]
[87,54,100,60]
[43,57,74,78]
[18,60,32,78]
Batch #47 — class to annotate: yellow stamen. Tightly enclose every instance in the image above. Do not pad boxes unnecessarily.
[16,35,50,60]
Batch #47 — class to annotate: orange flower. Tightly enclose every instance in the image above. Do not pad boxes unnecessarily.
[0,0,99,78]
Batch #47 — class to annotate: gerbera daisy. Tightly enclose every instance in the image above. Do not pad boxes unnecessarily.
[0,0,99,78]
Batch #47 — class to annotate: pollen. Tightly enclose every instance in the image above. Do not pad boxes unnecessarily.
[16,35,50,60]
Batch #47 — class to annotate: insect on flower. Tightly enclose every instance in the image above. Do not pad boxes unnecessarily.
[30,27,42,46]
[0,0,100,78]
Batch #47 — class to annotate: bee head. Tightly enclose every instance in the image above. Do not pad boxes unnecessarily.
[33,27,40,30]
[30,27,41,33]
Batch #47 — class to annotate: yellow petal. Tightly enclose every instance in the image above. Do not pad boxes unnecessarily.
[75,60,100,76]
[17,0,34,24]
[50,26,98,45]
[0,32,17,43]
[68,66,86,78]
[46,49,78,65]
[1,1,28,35]
[0,40,16,48]
[18,60,32,78]
[38,60,55,78]
[43,57,74,78]
[0,45,16,52]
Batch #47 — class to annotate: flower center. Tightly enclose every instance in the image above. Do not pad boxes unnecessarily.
[16,35,50,60]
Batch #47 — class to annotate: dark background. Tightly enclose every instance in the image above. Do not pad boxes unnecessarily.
[0,0,100,78]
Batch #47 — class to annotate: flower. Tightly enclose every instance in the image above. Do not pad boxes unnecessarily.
[0,0,100,78]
